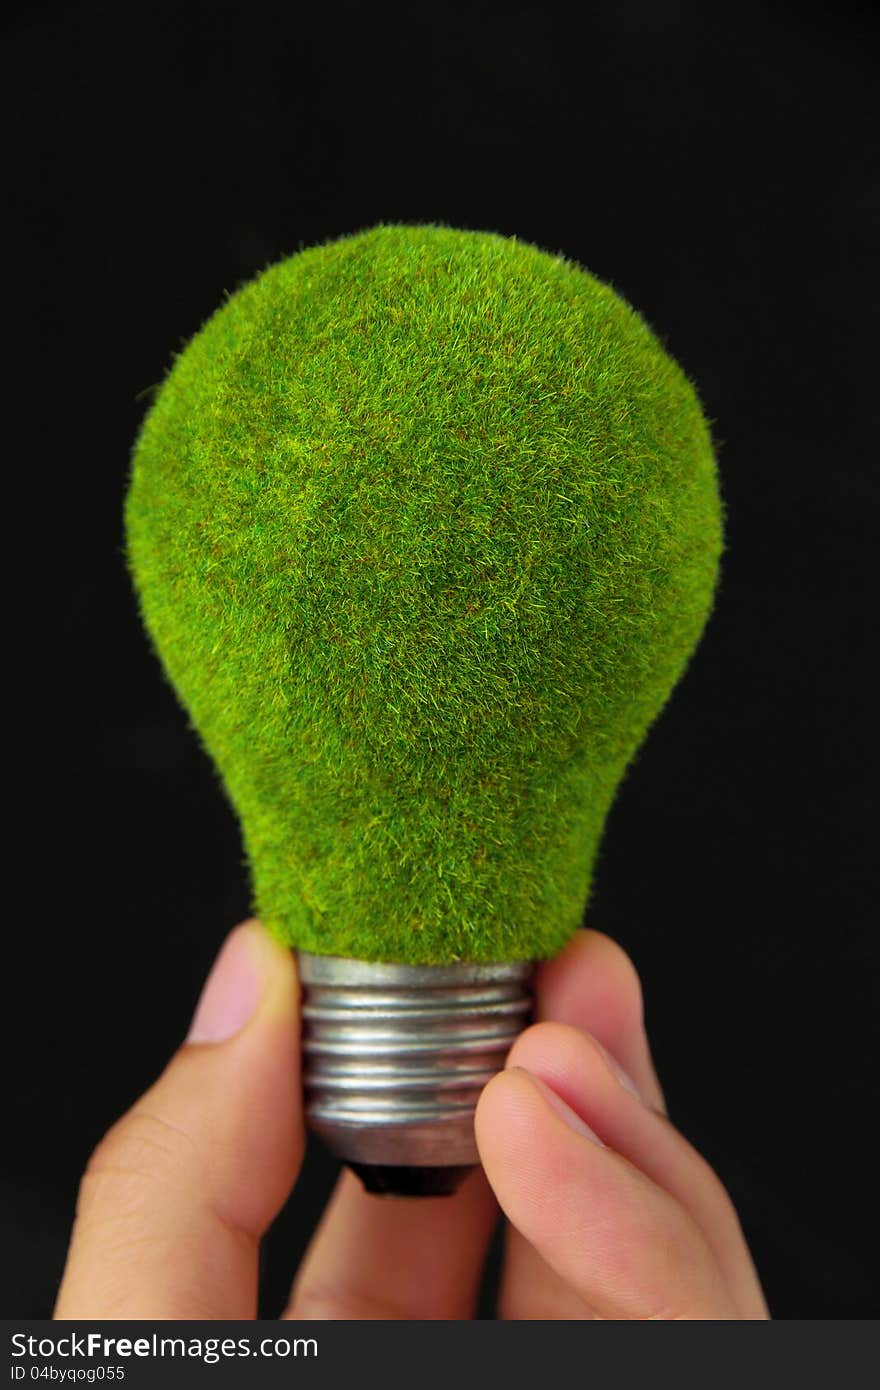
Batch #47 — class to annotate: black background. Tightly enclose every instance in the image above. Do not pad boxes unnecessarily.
[4,0,877,1319]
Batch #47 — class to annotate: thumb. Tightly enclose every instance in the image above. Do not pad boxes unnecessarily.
[55,920,304,1319]
[476,1067,738,1320]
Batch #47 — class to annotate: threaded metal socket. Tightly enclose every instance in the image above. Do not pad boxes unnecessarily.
[298,953,533,1180]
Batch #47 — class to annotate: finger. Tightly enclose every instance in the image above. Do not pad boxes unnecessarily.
[286,1166,497,1320]
[499,1225,596,1319]
[504,1022,767,1317]
[535,929,665,1112]
[55,920,304,1319]
[499,928,665,1319]
[477,1067,741,1320]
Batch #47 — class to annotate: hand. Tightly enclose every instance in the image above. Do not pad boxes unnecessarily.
[54,921,767,1320]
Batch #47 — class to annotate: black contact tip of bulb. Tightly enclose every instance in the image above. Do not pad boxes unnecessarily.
[349,1163,476,1198]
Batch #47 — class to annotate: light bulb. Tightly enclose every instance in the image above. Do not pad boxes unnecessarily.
[126,225,721,1195]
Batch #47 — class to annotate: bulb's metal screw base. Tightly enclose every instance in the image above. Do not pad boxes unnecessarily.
[298,953,533,1197]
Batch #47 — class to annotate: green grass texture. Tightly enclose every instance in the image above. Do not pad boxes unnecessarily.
[126,224,722,964]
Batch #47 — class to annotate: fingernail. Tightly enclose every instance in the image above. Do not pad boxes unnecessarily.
[515,1069,604,1145]
[187,924,265,1044]
[594,1041,642,1101]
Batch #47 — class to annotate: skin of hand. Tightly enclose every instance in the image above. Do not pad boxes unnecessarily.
[54,921,768,1320]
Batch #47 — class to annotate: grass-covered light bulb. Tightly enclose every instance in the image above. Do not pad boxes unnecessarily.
[126,225,721,1196]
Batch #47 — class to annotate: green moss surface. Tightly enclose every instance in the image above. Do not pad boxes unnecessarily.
[126,224,722,964]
